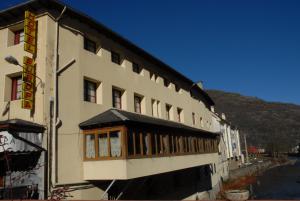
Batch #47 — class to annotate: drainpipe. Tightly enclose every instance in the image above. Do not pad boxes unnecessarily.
[51,5,66,189]
[50,6,80,191]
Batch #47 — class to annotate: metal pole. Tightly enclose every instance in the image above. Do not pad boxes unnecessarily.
[244,134,249,164]
[101,180,116,200]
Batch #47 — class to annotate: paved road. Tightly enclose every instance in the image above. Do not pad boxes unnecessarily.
[251,158,300,199]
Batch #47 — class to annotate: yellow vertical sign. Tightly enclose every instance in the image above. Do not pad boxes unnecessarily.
[22,10,37,110]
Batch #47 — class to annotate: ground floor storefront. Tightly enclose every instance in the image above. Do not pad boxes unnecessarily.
[0,119,45,199]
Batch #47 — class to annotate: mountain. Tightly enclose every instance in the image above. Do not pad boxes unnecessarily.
[207,90,300,152]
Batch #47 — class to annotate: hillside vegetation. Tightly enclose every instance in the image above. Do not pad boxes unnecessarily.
[207,90,300,152]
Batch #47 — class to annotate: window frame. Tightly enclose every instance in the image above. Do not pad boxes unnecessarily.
[14,30,24,45]
[83,126,126,161]
[11,76,22,101]
[112,88,122,109]
[84,79,97,103]
[134,94,142,114]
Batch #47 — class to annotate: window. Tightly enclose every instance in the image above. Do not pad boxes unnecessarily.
[177,108,182,123]
[150,71,158,82]
[163,77,170,87]
[135,132,141,155]
[162,135,170,154]
[142,133,151,155]
[84,37,96,53]
[175,84,181,92]
[112,88,122,109]
[128,131,135,156]
[14,30,24,45]
[200,117,204,127]
[151,99,161,117]
[11,76,22,101]
[85,126,218,161]
[151,134,157,155]
[192,112,195,125]
[132,62,141,74]
[151,99,155,116]
[166,104,171,120]
[84,80,97,103]
[111,51,121,65]
[134,95,142,113]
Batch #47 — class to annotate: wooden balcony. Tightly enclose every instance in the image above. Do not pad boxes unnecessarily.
[80,109,219,180]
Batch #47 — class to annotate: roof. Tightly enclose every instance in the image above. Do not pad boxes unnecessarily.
[0,119,45,133]
[0,0,214,106]
[79,109,219,138]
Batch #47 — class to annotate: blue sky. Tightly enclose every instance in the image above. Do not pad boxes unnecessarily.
[1,0,300,104]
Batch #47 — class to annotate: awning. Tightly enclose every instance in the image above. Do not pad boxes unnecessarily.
[0,119,45,133]
[0,151,41,176]
[79,108,219,137]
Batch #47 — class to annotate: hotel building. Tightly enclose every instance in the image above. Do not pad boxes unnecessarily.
[0,0,221,199]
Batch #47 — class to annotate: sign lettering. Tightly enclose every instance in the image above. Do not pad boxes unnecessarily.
[22,90,34,101]
[24,43,36,54]
[23,64,35,74]
[22,99,33,110]
[22,10,37,110]
[23,56,35,66]
[22,72,35,83]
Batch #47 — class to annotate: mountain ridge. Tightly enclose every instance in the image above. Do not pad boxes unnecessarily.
[206,89,300,152]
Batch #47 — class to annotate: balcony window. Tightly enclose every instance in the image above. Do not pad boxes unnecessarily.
[142,132,151,155]
[111,51,121,65]
[14,30,24,45]
[98,133,109,157]
[151,134,157,155]
[11,76,22,101]
[162,135,170,154]
[112,88,122,109]
[84,37,96,53]
[84,127,124,160]
[84,80,97,103]
[85,134,96,159]
[110,131,121,157]
[83,125,218,161]
[135,132,141,155]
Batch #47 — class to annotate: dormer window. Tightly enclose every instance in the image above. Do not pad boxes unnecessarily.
[84,37,96,53]
[111,51,121,65]
[132,62,142,74]
[175,84,180,92]
[163,77,170,87]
